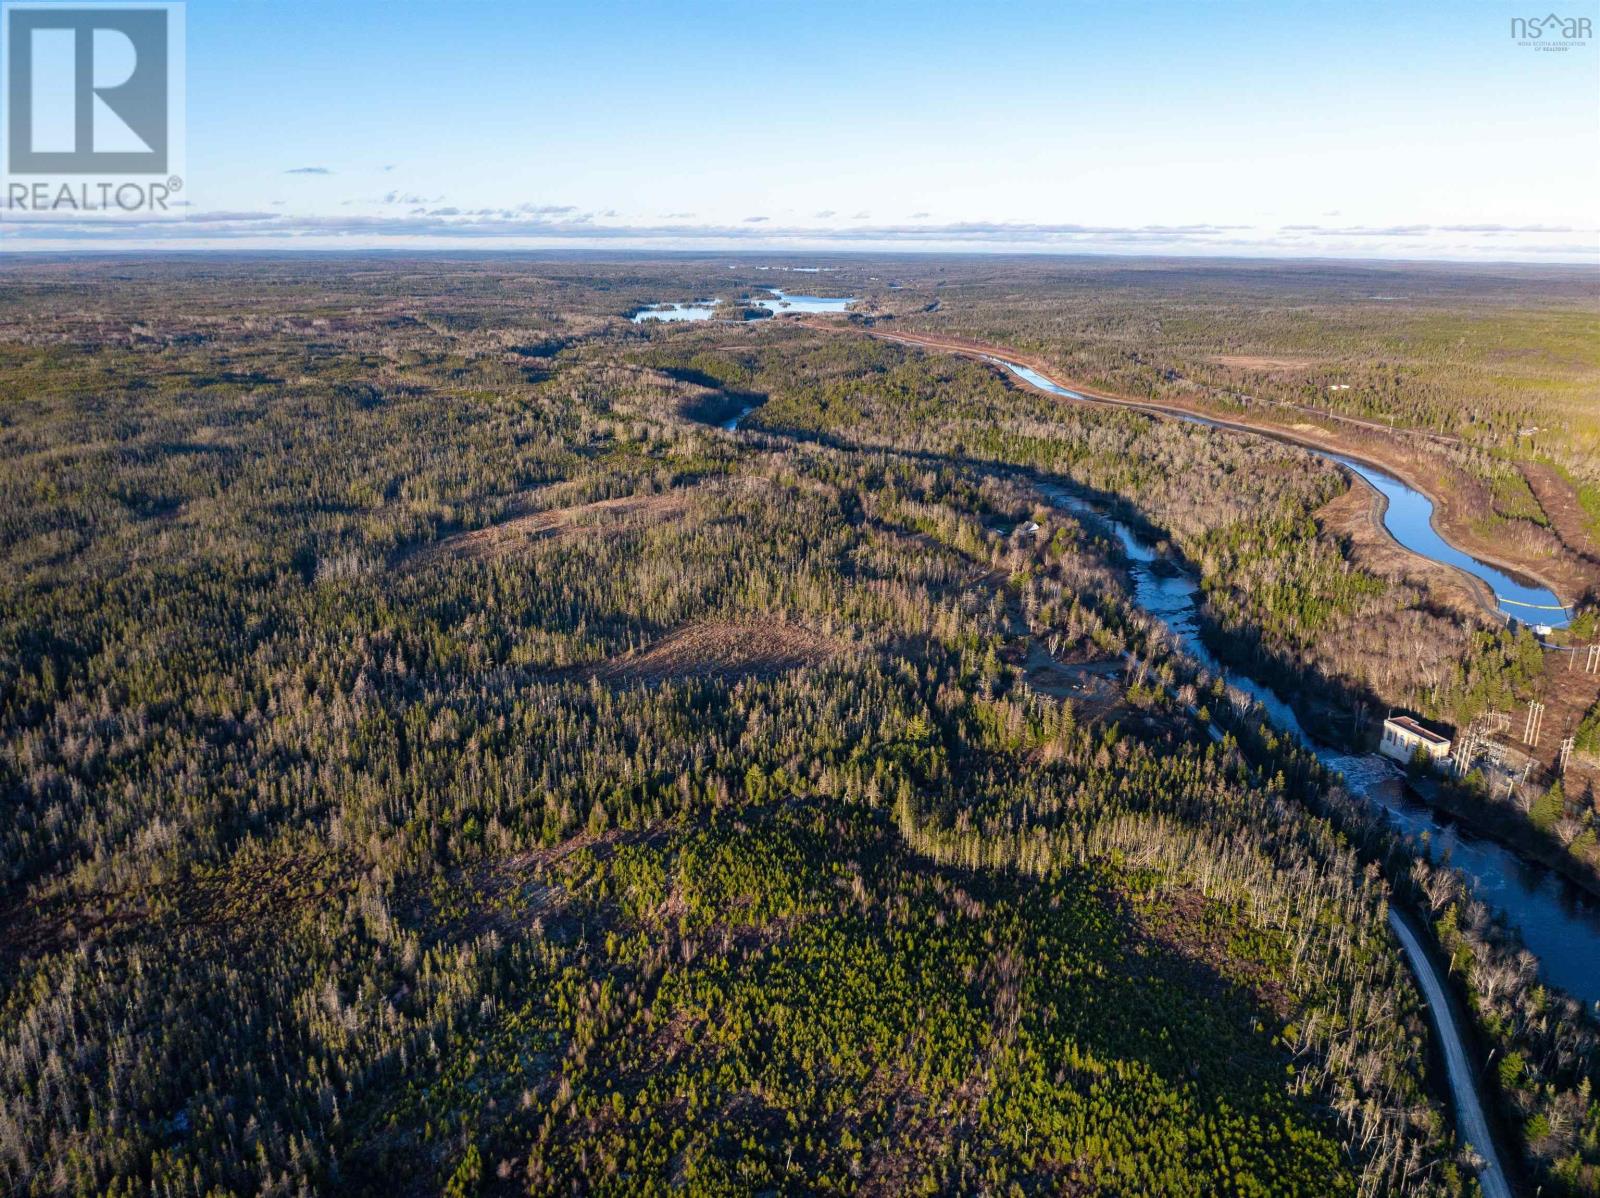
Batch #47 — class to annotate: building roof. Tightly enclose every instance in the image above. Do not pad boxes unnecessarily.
[1386,715,1449,746]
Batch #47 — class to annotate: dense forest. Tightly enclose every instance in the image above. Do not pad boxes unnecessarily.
[1,256,1596,1197]
[637,318,1599,881]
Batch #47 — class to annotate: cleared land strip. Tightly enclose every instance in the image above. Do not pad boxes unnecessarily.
[399,485,708,571]
[1522,461,1600,568]
[586,618,843,685]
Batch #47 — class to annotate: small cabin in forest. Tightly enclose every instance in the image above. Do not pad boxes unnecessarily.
[1380,715,1451,768]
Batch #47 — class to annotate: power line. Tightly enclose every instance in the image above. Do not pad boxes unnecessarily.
[1523,700,1545,748]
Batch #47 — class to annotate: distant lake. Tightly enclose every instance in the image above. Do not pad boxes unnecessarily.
[631,289,855,323]
[754,290,855,315]
[630,301,718,323]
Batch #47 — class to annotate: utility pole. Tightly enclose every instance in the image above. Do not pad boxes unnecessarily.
[1523,700,1545,747]
[1453,727,1482,778]
[1588,644,1600,675]
[1559,737,1576,776]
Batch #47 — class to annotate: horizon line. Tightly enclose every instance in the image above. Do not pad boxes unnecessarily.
[1,244,1596,270]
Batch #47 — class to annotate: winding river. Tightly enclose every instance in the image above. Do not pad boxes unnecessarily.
[992,352,1591,1198]
[1031,480,1533,1196]
[990,359,1572,628]
[724,345,1592,1190]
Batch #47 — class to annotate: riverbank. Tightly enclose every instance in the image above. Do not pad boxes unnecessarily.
[1411,770,1600,903]
[804,319,1594,610]
[1134,476,1600,907]
[1031,477,1525,1193]
[1316,484,1498,623]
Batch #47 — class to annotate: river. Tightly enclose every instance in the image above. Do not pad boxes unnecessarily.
[1036,479,1600,1002]
[1034,478,1538,1194]
[988,358,1571,628]
[727,349,1599,1000]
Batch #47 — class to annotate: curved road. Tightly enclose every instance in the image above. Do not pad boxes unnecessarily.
[1387,909,1513,1198]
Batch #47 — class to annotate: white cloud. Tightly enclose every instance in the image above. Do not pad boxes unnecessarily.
[2,212,1592,263]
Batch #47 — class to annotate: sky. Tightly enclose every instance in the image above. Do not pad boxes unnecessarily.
[4,0,1598,260]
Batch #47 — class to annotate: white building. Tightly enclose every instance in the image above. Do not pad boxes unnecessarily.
[1380,715,1451,769]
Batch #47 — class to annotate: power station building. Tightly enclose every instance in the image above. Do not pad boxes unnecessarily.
[1380,715,1452,768]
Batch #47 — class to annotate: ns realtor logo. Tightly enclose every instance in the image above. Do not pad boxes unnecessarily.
[1510,12,1592,50]
[1,2,185,220]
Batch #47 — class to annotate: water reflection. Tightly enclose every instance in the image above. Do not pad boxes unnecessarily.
[1326,452,1569,626]
[630,301,718,323]
[754,289,855,315]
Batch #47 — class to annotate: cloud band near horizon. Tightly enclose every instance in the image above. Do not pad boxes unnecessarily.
[1,211,1594,262]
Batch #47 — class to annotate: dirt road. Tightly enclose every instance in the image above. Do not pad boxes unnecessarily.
[1387,908,1514,1198]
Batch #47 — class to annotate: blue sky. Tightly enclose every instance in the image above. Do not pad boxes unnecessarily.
[6,0,1599,259]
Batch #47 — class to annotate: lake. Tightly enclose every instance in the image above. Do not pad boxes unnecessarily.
[630,301,718,323]
[632,289,856,323]
[754,289,856,315]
